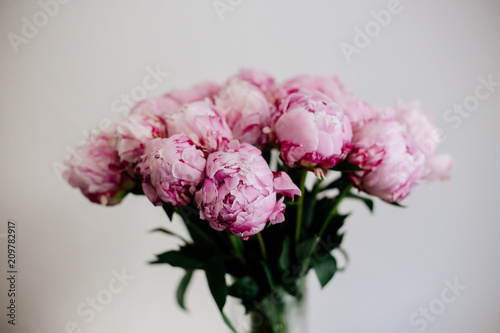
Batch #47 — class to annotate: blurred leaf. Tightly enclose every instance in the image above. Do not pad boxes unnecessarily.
[312,253,337,288]
[278,236,291,273]
[296,237,319,265]
[205,256,228,311]
[332,161,364,172]
[150,246,204,269]
[387,201,406,208]
[150,227,188,244]
[185,221,219,255]
[345,192,374,213]
[176,269,194,310]
[228,276,259,302]
[260,261,275,290]
[162,203,176,220]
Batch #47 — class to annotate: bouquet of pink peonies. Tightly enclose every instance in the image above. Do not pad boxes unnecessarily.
[63,69,452,332]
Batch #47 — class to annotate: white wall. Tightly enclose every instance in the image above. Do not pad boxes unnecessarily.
[1,1,499,332]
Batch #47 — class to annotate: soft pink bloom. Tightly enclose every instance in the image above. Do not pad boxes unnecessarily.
[347,119,425,202]
[422,154,453,181]
[215,79,274,146]
[115,112,167,176]
[167,100,233,153]
[195,141,300,240]
[130,96,181,123]
[393,100,453,181]
[165,81,220,105]
[229,68,276,96]
[393,100,440,157]
[275,75,375,128]
[272,90,353,172]
[64,125,134,205]
[138,135,206,207]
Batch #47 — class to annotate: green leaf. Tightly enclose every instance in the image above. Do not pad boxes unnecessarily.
[150,246,204,269]
[278,236,291,273]
[318,176,349,193]
[150,227,188,244]
[260,261,275,289]
[204,256,228,312]
[176,269,194,310]
[222,312,237,333]
[332,161,364,172]
[345,192,374,213]
[162,203,176,220]
[228,276,259,301]
[387,201,406,208]
[312,253,337,288]
[295,237,319,265]
[185,221,220,255]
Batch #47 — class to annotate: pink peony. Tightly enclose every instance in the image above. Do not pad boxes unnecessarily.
[129,96,181,123]
[393,100,453,181]
[229,68,276,98]
[275,75,375,128]
[138,135,206,207]
[63,125,134,205]
[272,90,353,173]
[215,79,275,146]
[167,100,233,153]
[347,118,425,202]
[165,81,220,105]
[115,112,167,176]
[195,141,300,240]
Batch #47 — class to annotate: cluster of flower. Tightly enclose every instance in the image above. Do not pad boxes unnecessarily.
[64,69,452,239]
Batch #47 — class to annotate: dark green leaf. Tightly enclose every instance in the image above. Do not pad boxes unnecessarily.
[222,312,237,333]
[387,201,406,208]
[150,227,188,244]
[205,256,228,311]
[332,161,364,172]
[150,246,204,269]
[260,261,275,289]
[176,269,194,310]
[312,253,337,288]
[162,203,176,220]
[345,192,374,213]
[228,276,259,301]
[295,237,319,264]
[185,221,219,255]
[278,236,291,273]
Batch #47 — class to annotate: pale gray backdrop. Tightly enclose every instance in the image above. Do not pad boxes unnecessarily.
[1,1,499,332]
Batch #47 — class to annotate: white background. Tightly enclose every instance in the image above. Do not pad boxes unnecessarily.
[1,1,499,332]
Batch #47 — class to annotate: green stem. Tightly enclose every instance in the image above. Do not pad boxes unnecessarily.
[229,233,247,268]
[317,184,353,240]
[294,170,308,243]
[257,233,268,263]
[311,177,324,207]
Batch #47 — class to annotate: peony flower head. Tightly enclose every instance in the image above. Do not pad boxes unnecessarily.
[165,81,220,105]
[166,100,233,153]
[272,90,353,173]
[229,68,276,98]
[347,118,425,202]
[275,75,375,129]
[63,125,135,205]
[215,78,275,146]
[138,135,206,207]
[115,112,167,176]
[195,141,300,240]
[129,96,181,124]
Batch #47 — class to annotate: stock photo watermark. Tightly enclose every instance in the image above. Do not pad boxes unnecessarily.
[57,268,135,333]
[213,0,244,21]
[51,64,170,183]
[340,0,404,64]
[7,0,72,54]
[3,220,18,326]
[442,74,499,130]
[401,277,467,333]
